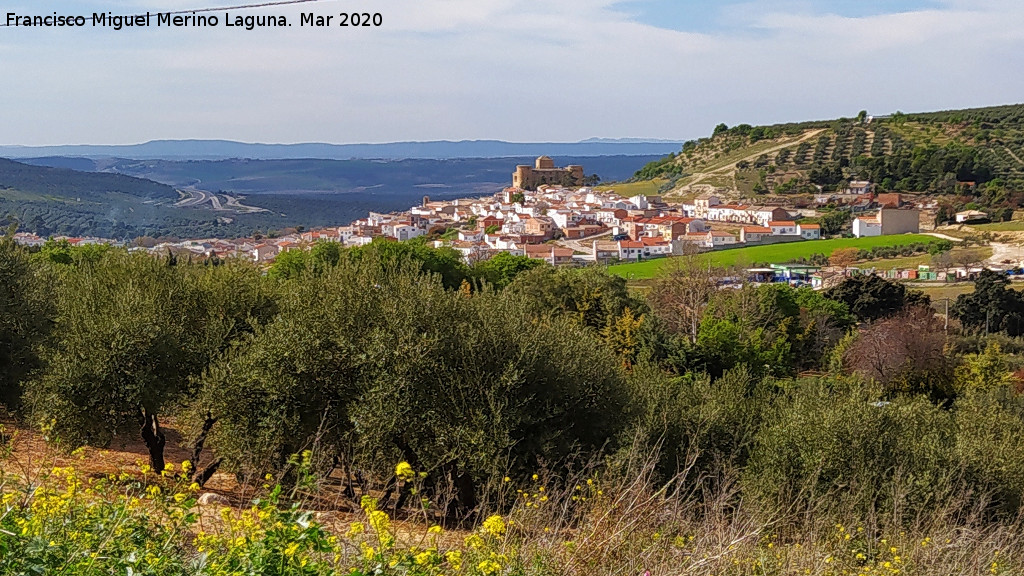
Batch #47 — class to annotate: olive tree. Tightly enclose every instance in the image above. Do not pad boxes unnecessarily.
[25,253,275,472]
[192,257,628,514]
[0,233,51,410]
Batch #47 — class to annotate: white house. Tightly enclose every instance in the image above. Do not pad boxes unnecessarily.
[550,209,583,229]
[709,231,738,247]
[693,195,721,219]
[740,226,773,243]
[348,235,375,247]
[798,223,821,239]
[391,224,425,242]
[617,240,644,261]
[852,216,882,237]
[847,181,872,195]
[955,210,989,223]
[617,237,672,260]
[458,229,483,242]
[252,244,279,263]
[768,221,799,236]
[336,226,356,244]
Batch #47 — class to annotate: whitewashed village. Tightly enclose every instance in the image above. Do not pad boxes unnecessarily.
[9,156,1003,288]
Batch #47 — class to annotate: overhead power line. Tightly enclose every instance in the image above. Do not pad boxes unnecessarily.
[0,0,326,27]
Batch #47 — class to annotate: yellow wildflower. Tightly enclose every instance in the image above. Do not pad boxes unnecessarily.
[369,510,391,534]
[395,461,415,481]
[446,550,463,570]
[478,559,502,575]
[482,514,506,538]
[347,522,366,537]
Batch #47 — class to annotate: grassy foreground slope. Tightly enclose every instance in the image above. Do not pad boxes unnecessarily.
[608,234,938,278]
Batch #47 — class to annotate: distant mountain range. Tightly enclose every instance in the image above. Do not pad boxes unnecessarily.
[0,154,665,239]
[0,139,684,161]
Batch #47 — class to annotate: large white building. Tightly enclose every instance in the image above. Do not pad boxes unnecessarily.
[853,208,920,237]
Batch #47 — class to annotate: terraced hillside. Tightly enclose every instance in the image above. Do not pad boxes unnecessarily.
[634,104,1024,206]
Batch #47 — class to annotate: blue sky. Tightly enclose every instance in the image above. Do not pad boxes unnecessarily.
[1,0,1022,145]
[613,0,942,31]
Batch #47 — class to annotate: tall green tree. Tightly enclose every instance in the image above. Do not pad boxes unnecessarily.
[507,266,644,330]
[953,270,1024,336]
[25,253,276,472]
[0,233,51,409]
[351,238,469,290]
[472,252,542,289]
[818,210,851,236]
[825,274,929,322]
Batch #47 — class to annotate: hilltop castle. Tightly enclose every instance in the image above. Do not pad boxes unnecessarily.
[512,156,584,190]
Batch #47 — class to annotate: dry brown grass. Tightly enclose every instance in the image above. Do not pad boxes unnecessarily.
[5,415,1024,575]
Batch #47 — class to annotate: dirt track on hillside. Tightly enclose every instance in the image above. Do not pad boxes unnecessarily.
[681,129,826,191]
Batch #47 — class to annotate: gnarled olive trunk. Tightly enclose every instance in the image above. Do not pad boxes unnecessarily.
[189,412,221,487]
[140,409,166,474]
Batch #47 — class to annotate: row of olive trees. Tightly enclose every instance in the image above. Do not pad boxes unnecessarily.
[0,238,635,517]
[192,259,629,515]
[8,234,1024,525]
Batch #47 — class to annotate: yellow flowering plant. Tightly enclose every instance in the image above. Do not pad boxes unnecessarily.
[0,456,531,576]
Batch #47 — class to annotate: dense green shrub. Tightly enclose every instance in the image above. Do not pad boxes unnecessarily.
[0,233,51,409]
[190,259,629,509]
[743,378,960,520]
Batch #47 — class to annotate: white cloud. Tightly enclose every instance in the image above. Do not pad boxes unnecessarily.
[0,0,1022,144]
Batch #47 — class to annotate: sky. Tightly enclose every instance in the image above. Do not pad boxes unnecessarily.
[0,0,1022,145]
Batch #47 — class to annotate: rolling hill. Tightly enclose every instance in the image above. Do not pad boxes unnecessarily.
[0,154,664,239]
[0,158,250,239]
[632,104,1024,208]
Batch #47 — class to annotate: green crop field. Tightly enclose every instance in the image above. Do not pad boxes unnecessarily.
[595,179,667,197]
[608,234,939,279]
